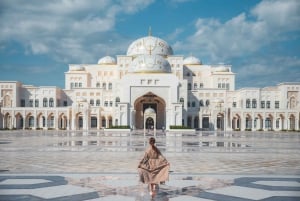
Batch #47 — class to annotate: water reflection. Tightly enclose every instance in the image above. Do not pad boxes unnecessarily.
[52,139,250,153]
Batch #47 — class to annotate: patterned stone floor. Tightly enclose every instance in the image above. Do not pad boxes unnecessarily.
[0,130,299,200]
[0,173,299,200]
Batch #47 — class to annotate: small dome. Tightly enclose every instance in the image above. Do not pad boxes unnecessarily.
[144,107,156,114]
[70,65,85,71]
[130,54,171,73]
[97,56,116,64]
[127,36,173,57]
[214,66,230,72]
[183,56,202,65]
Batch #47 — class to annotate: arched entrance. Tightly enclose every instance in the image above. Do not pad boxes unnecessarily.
[134,92,166,129]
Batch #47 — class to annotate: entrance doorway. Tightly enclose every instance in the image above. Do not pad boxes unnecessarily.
[134,92,166,129]
[146,117,154,129]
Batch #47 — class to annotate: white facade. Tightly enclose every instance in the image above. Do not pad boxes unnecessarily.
[1,35,300,131]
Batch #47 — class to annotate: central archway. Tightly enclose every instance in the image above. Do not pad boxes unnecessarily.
[134,92,166,129]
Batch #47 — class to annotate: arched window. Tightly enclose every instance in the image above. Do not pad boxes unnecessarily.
[43,98,48,107]
[115,97,120,107]
[205,100,210,106]
[90,99,94,106]
[199,100,204,107]
[188,83,192,90]
[96,82,100,88]
[252,99,257,108]
[35,100,39,107]
[180,98,184,104]
[29,116,34,127]
[96,99,100,106]
[108,83,112,90]
[194,83,197,89]
[246,99,251,108]
[49,98,54,107]
[192,101,196,107]
[102,83,106,89]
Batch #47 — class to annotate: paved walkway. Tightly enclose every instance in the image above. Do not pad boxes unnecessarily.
[0,173,300,200]
[0,130,299,200]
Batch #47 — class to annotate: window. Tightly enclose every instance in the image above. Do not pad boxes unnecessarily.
[96,82,100,88]
[63,101,67,106]
[70,83,74,89]
[104,101,108,107]
[79,83,82,88]
[109,101,113,107]
[188,101,191,107]
[233,102,237,108]
[266,101,270,109]
[192,101,196,107]
[205,100,210,106]
[276,119,280,128]
[188,83,192,90]
[261,101,265,108]
[35,100,39,107]
[108,83,112,90]
[252,99,257,108]
[49,98,54,107]
[218,83,221,88]
[226,83,229,90]
[96,99,100,106]
[275,101,279,109]
[199,100,204,107]
[180,98,184,104]
[43,98,48,107]
[199,83,203,88]
[222,83,225,88]
[21,99,25,107]
[90,99,94,106]
[49,116,54,128]
[102,83,106,89]
[115,97,120,107]
[29,99,33,107]
[194,83,197,89]
[246,99,251,108]
[75,83,78,87]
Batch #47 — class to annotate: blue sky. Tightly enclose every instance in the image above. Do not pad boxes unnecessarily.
[0,0,299,89]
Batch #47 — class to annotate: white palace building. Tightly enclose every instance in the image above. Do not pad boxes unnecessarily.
[1,34,300,131]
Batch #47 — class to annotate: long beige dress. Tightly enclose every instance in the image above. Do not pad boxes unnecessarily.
[138,146,169,184]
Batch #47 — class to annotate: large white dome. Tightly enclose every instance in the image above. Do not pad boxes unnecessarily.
[130,54,171,73]
[127,36,173,57]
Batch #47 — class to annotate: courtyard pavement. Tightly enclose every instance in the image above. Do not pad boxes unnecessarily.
[0,130,299,200]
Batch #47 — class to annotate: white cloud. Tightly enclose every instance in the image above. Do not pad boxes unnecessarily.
[175,0,300,62]
[0,0,154,63]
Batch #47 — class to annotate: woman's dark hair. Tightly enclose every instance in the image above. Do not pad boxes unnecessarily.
[149,137,160,154]
[149,137,155,145]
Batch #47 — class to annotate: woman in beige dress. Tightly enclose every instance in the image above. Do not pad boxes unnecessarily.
[138,137,170,196]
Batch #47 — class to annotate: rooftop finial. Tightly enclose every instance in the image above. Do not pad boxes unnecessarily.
[148,26,152,36]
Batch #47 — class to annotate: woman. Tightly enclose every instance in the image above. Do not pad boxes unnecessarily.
[138,137,170,196]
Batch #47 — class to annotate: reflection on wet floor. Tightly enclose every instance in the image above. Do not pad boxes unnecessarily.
[37,130,300,153]
[0,130,300,175]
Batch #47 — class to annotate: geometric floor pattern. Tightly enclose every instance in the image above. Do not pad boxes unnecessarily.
[0,174,299,201]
